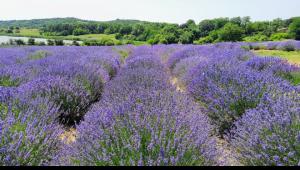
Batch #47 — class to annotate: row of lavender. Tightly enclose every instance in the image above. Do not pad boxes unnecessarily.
[1,43,299,166]
[238,40,300,51]
[52,46,218,166]
[0,46,122,165]
[169,44,300,166]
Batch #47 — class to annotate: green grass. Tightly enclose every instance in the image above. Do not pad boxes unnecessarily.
[64,34,116,41]
[0,76,20,87]
[0,28,41,37]
[28,50,51,60]
[113,48,130,64]
[254,50,300,65]
[16,28,41,37]
[290,72,300,86]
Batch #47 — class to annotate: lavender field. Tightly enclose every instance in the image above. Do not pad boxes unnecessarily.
[1,42,300,166]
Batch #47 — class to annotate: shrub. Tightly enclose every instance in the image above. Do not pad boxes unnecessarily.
[54,40,64,46]
[57,90,216,166]
[125,55,165,71]
[47,39,55,46]
[229,85,300,166]
[54,54,216,166]
[27,38,35,45]
[187,59,283,135]
[281,43,295,52]
[0,96,62,165]
[243,34,269,42]
[19,76,91,126]
[217,23,244,42]
[270,33,290,41]
[246,56,299,83]
[73,28,89,36]
[173,56,206,83]
[289,18,300,40]
[167,46,208,70]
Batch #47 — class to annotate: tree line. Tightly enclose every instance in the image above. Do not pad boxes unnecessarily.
[39,17,300,45]
[1,17,300,45]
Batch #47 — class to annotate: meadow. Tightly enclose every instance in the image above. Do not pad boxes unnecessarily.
[0,28,147,46]
[0,41,300,166]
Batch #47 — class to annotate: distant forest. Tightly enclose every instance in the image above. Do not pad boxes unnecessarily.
[1,17,300,45]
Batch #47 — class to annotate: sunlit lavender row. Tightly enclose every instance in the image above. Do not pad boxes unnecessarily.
[1,42,300,166]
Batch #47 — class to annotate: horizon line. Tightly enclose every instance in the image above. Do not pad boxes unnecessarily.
[1,16,299,25]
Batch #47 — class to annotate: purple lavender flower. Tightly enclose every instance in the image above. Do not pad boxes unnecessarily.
[0,95,62,166]
[229,85,300,166]
[54,53,217,166]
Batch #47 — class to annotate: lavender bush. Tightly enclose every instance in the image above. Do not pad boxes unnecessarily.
[53,53,217,166]
[246,56,299,83]
[185,54,287,136]
[229,84,300,166]
[18,76,91,125]
[1,44,300,166]
[0,95,62,165]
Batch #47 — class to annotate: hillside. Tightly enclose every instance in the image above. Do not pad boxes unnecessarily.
[0,18,149,28]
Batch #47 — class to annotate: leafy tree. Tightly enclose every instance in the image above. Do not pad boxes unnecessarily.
[217,23,244,42]
[132,24,145,36]
[270,32,289,41]
[27,38,35,45]
[213,18,230,29]
[199,20,215,37]
[179,31,194,44]
[97,24,108,34]
[54,40,64,46]
[164,33,178,44]
[47,39,55,46]
[161,24,181,44]
[180,19,196,29]
[230,17,242,26]
[119,25,132,35]
[241,16,251,28]
[6,29,13,33]
[73,28,89,36]
[289,18,300,40]
[14,39,26,46]
[115,33,123,40]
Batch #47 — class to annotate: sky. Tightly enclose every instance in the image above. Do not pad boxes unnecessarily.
[0,0,300,24]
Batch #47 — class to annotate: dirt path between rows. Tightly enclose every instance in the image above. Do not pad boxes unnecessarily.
[170,77,242,166]
[59,128,77,144]
[58,72,242,165]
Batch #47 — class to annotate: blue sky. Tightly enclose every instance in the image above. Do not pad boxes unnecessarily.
[0,0,299,23]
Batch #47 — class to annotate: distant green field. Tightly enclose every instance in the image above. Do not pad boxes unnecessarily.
[17,28,41,37]
[0,28,41,37]
[254,50,300,65]
[65,34,116,41]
